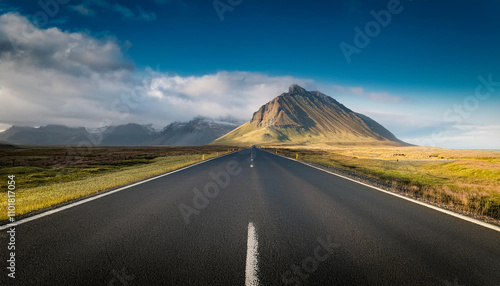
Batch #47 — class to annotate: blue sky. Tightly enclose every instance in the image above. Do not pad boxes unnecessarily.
[0,0,499,149]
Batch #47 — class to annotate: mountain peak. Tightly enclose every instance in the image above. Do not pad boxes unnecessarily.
[213,86,407,146]
[288,84,306,94]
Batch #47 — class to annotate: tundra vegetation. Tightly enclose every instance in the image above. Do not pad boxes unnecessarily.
[266,145,500,223]
[0,145,236,221]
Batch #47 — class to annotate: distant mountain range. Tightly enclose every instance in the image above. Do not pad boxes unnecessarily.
[1,85,407,147]
[0,117,243,146]
[147,116,242,146]
[0,125,93,146]
[213,84,407,146]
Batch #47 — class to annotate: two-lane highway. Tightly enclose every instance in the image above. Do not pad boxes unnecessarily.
[1,147,499,285]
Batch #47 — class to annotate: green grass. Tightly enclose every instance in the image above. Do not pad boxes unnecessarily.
[0,149,227,221]
[0,157,163,190]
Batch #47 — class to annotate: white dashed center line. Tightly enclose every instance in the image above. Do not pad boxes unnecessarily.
[245,222,259,286]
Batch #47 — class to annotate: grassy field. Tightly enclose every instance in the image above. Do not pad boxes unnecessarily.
[265,145,500,222]
[3,143,498,223]
[0,145,237,221]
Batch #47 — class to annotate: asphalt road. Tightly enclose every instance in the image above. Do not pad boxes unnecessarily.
[1,147,500,285]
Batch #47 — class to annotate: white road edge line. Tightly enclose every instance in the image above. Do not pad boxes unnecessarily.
[245,221,260,286]
[264,149,500,233]
[0,152,236,231]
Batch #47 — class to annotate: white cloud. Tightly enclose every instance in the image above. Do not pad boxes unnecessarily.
[361,111,441,129]
[0,13,311,130]
[1,13,496,150]
[144,71,313,122]
[359,110,500,149]
[0,13,135,128]
[69,0,156,21]
[402,125,500,150]
[0,13,132,73]
[135,7,156,21]
[69,4,96,17]
[332,85,407,103]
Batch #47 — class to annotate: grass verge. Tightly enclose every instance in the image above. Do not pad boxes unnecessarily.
[266,147,500,223]
[0,146,234,221]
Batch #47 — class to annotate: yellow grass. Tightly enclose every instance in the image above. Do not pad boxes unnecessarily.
[0,153,219,221]
[267,145,500,220]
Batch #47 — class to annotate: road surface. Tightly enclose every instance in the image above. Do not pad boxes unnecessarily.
[1,147,499,285]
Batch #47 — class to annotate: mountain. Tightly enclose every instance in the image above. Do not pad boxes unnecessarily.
[99,123,156,146]
[0,142,17,149]
[0,117,242,146]
[212,84,407,146]
[0,125,92,145]
[150,116,242,146]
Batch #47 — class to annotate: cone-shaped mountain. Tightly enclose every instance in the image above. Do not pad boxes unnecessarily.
[213,85,407,146]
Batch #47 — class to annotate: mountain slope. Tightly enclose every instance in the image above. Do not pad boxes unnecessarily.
[0,117,242,146]
[0,125,92,145]
[213,84,407,146]
[99,123,156,146]
[149,116,242,146]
